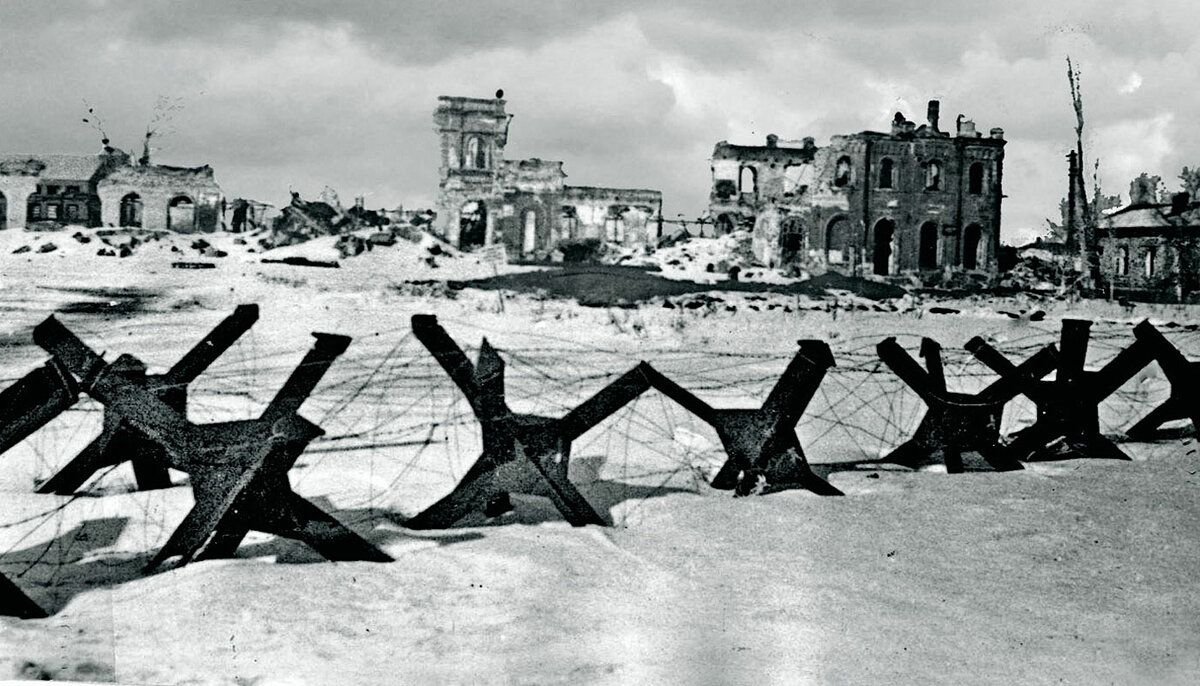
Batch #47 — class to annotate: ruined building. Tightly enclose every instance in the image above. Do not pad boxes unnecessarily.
[0,146,223,233]
[1095,191,1200,302]
[708,100,1006,276]
[434,94,663,257]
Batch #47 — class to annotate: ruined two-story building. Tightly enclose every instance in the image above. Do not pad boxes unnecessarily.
[708,100,1006,276]
[433,94,663,258]
[0,146,223,233]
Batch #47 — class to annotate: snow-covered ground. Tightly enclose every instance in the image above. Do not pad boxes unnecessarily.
[1,228,1199,684]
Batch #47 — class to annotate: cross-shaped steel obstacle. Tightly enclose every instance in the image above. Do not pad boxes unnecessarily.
[1130,319,1200,438]
[405,314,656,529]
[0,572,46,619]
[965,319,1153,462]
[32,315,392,570]
[23,305,259,495]
[876,336,1059,472]
[638,341,842,496]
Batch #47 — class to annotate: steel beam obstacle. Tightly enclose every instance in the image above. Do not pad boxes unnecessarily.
[33,305,260,495]
[639,341,842,496]
[876,337,1059,472]
[0,573,46,619]
[32,316,392,570]
[966,319,1153,462]
[1130,320,1200,439]
[405,315,655,529]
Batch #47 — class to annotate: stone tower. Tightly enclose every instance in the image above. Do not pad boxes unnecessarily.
[433,94,510,248]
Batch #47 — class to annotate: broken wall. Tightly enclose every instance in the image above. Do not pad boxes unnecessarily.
[98,165,224,233]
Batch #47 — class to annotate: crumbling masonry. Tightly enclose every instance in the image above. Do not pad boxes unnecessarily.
[708,100,1006,276]
[433,94,663,258]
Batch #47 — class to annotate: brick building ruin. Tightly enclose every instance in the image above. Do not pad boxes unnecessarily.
[1095,192,1200,302]
[433,94,663,258]
[708,100,1006,276]
[0,147,223,233]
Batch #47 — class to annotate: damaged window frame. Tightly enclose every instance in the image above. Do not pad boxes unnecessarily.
[834,156,853,188]
[878,158,894,189]
[968,162,985,194]
[924,160,942,191]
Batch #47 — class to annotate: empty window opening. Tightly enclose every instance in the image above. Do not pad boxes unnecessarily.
[878,158,894,189]
[925,161,942,191]
[968,162,985,194]
[522,209,538,254]
[834,156,852,188]
[739,166,757,194]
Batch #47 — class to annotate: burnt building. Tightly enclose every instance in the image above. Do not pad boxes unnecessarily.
[433,94,663,257]
[98,163,223,233]
[1095,192,1200,302]
[0,147,223,232]
[0,150,129,229]
[708,100,1006,276]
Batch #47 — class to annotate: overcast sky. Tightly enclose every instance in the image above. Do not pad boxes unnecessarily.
[1,0,1195,245]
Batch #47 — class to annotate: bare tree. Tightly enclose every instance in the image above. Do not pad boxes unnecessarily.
[140,95,185,165]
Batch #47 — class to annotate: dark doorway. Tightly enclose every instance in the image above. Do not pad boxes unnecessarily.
[780,216,804,263]
[0,191,6,230]
[825,216,851,266]
[873,219,895,275]
[963,224,982,270]
[460,201,487,249]
[167,195,195,232]
[919,222,939,270]
[120,193,143,228]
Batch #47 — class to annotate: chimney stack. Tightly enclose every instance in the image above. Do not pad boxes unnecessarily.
[927,100,940,131]
[766,134,778,148]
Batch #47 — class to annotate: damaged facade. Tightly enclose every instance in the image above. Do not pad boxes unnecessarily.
[0,147,224,232]
[1095,193,1200,302]
[433,94,663,257]
[708,100,1006,276]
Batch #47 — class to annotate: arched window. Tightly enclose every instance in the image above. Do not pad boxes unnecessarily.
[919,222,939,269]
[739,166,757,194]
[1145,248,1156,277]
[465,137,486,169]
[522,209,538,254]
[878,158,894,189]
[120,192,143,228]
[1117,246,1129,276]
[167,195,196,232]
[968,162,985,194]
[925,161,942,191]
[834,156,852,188]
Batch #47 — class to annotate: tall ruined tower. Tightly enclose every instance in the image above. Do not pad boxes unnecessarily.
[433,93,511,248]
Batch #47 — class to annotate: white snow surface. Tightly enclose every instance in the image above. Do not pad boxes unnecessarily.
[0,228,1198,684]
